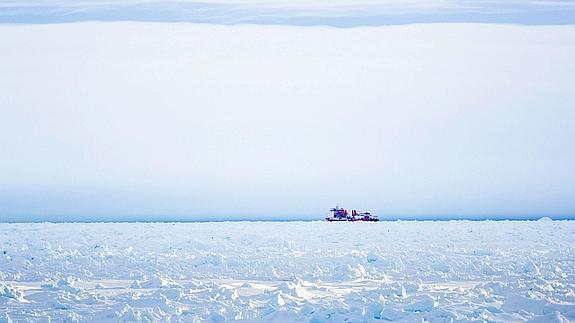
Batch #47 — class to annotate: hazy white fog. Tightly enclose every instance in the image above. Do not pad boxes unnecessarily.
[1,23,574,221]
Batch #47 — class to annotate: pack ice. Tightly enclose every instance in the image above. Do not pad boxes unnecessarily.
[0,220,574,322]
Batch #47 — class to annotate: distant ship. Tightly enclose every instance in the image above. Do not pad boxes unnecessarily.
[325,205,379,222]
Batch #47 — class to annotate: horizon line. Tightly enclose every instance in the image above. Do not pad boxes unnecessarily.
[1,214,573,224]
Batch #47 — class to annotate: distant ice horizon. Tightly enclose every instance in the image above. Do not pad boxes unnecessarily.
[1,215,574,224]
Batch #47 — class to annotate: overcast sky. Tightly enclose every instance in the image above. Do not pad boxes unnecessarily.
[1,2,574,221]
[1,0,575,25]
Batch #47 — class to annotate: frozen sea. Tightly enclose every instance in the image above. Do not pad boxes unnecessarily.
[0,220,574,322]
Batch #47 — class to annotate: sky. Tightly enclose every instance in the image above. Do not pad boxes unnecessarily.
[1,0,575,26]
[1,1,575,222]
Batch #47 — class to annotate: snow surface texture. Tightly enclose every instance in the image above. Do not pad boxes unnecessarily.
[0,221,574,322]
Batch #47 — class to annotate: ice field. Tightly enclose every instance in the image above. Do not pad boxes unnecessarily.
[0,220,574,322]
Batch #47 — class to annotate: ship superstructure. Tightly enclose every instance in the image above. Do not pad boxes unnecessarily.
[325,206,379,222]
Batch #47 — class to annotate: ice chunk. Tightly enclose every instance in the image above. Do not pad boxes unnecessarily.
[367,251,379,264]
[380,308,405,321]
[333,264,366,280]
[527,311,570,323]
[210,312,225,322]
[276,281,309,299]
[405,296,436,312]
[216,286,239,301]
[523,260,541,276]
[130,280,142,289]
[537,217,553,222]
[272,293,286,307]
[403,280,422,293]
[502,294,546,315]
[378,282,407,298]
[0,282,24,302]
[481,263,497,275]
[432,262,452,273]
[139,275,183,289]
[0,312,14,323]
[240,282,253,288]
[117,304,141,322]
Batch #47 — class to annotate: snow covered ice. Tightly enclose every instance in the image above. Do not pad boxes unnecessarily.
[0,220,574,322]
